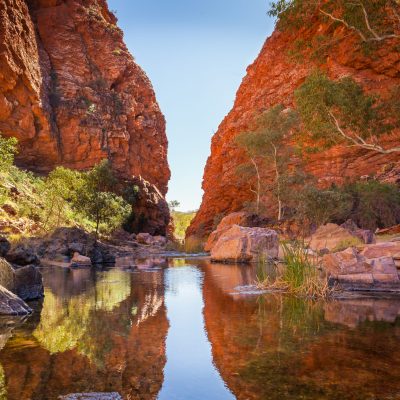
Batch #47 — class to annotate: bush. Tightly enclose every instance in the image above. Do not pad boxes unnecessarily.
[342,180,400,231]
[0,134,17,172]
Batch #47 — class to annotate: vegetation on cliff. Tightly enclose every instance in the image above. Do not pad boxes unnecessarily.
[0,135,132,238]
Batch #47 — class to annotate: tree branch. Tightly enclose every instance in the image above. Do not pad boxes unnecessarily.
[328,110,400,154]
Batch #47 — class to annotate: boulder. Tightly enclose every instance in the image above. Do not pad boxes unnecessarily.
[136,233,153,245]
[205,211,269,252]
[211,225,279,263]
[341,220,375,244]
[6,244,39,266]
[0,237,10,257]
[0,285,32,315]
[70,253,92,267]
[308,223,362,253]
[14,265,44,301]
[360,242,400,261]
[153,236,167,247]
[0,258,15,292]
[322,247,400,287]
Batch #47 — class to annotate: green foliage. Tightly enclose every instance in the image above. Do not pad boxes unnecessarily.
[235,105,301,219]
[295,72,400,154]
[342,180,400,230]
[296,184,353,226]
[168,200,180,211]
[172,210,196,239]
[0,134,17,172]
[73,160,131,236]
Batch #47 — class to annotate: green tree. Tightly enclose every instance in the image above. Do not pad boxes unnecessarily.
[75,160,130,236]
[0,134,17,172]
[269,0,400,43]
[168,200,180,211]
[235,105,299,220]
[295,72,400,154]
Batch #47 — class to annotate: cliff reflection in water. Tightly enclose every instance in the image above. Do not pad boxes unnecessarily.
[202,262,400,400]
[0,266,168,400]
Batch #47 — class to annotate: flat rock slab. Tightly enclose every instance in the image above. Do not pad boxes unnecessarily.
[0,285,32,315]
[59,394,122,400]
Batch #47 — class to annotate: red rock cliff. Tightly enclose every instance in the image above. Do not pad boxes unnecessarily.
[188,12,400,237]
[0,0,170,232]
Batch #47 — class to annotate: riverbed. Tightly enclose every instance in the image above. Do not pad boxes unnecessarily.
[0,258,400,399]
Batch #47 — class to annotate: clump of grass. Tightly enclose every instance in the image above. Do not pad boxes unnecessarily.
[258,241,334,299]
[183,235,205,254]
[332,237,362,252]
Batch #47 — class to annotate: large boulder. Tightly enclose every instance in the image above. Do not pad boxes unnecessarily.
[322,246,400,287]
[70,253,92,268]
[211,225,279,263]
[6,244,39,266]
[340,220,375,245]
[0,237,10,257]
[0,258,15,291]
[0,285,32,315]
[136,233,154,245]
[309,223,363,253]
[205,212,269,252]
[14,265,44,300]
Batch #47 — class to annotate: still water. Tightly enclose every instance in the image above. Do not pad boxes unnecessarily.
[0,258,400,399]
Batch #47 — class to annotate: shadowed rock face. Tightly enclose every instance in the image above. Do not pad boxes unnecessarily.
[0,0,170,230]
[188,14,400,237]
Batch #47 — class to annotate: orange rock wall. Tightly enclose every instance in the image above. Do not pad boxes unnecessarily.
[0,0,170,195]
[188,17,400,237]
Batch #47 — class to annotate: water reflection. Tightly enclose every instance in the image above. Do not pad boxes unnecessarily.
[0,266,168,400]
[0,260,399,399]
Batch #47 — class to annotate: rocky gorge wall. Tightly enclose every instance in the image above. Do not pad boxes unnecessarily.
[188,11,400,237]
[0,0,170,234]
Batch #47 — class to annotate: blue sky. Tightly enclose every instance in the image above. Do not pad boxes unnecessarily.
[108,0,275,211]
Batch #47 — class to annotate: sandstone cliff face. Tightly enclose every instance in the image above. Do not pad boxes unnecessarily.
[188,16,400,237]
[0,0,170,232]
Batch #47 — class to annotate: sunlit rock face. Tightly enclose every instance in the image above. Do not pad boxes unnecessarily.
[188,15,400,237]
[201,262,400,400]
[0,0,170,230]
[0,267,168,400]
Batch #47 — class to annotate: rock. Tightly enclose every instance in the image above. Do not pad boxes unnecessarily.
[70,253,92,268]
[376,224,400,236]
[0,258,15,292]
[153,236,167,247]
[58,393,122,400]
[0,0,170,234]
[187,9,400,237]
[211,225,279,263]
[205,211,269,252]
[360,242,400,261]
[341,220,375,245]
[0,285,32,315]
[322,246,400,287]
[0,237,10,257]
[308,223,362,253]
[137,233,153,245]
[68,242,85,255]
[6,244,39,266]
[14,265,44,301]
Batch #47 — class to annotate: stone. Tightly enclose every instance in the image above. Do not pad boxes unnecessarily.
[0,285,32,315]
[360,242,400,260]
[205,211,269,252]
[58,393,122,400]
[0,258,15,292]
[14,265,44,301]
[187,10,400,237]
[153,236,167,247]
[376,224,400,236]
[136,233,153,245]
[70,253,92,267]
[341,220,375,245]
[309,224,362,253]
[6,244,39,266]
[0,237,10,257]
[0,0,170,234]
[211,225,279,263]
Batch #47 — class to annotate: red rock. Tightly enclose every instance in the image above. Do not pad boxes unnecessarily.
[0,0,170,232]
[210,225,279,263]
[188,13,400,238]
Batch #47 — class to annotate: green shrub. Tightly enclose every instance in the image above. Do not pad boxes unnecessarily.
[0,134,17,172]
[343,180,400,231]
[172,211,196,239]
